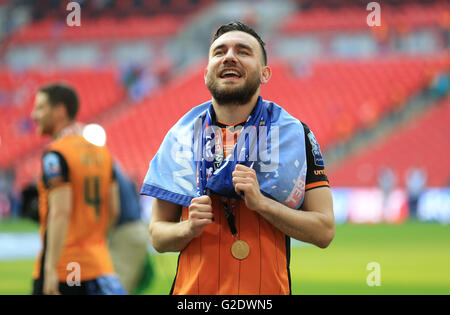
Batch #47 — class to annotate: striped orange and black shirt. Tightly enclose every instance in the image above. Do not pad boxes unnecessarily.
[33,133,115,282]
[170,121,329,295]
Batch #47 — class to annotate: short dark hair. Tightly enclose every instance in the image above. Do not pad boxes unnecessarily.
[212,21,267,66]
[39,83,79,120]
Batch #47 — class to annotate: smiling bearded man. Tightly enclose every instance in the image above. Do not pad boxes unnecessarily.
[205,49,261,106]
[141,21,334,295]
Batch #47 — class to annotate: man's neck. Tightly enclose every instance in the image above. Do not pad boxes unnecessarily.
[51,120,74,139]
[212,93,260,125]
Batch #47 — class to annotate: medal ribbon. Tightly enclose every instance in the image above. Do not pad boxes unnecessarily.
[223,200,237,236]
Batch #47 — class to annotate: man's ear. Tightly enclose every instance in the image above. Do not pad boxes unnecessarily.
[260,66,272,85]
[204,67,208,84]
[54,103,68,120]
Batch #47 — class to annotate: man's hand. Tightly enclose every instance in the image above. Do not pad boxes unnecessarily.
[232,164,266,211]
[187,195,213,238]
[43,267,60,295]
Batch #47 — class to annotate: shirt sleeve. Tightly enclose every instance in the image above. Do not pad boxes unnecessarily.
[42,151,69,189]
[302,122,330,191]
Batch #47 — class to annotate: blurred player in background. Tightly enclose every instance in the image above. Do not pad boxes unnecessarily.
[30,83,126,295]
[21,160,153,294]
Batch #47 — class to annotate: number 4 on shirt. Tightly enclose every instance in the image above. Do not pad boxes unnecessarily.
[84,176,101,220]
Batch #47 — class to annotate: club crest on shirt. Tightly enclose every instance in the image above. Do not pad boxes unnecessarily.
[307,131,324,167]
[43,152,62,179]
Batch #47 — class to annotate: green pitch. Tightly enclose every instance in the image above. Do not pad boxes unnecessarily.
[1,222,449,295]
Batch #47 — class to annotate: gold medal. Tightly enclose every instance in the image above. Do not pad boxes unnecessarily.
[231,240,250,260]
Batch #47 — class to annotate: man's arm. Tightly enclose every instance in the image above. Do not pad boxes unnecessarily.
[44,184,72,295]
[233,164,335,248]
[257,187,334,248]
[107,181,120,232]
[149,196,213,253]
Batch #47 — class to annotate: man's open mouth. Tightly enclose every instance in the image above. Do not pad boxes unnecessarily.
[219,69,242,78]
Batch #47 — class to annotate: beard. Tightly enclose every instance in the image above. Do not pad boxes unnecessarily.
[206,69,260,106]
[38,119,53,135]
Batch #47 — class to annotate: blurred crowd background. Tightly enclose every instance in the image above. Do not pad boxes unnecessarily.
[0,0,448,225]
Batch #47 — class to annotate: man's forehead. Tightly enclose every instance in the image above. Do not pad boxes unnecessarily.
[35,92,48,105]
[210,31,260,51]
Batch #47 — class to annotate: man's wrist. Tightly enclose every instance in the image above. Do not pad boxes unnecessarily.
[256,195,272,216]
[180,220,196,241]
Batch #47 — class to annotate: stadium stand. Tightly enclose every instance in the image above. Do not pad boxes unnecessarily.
[29,0,215,20]
[262,56,448,147]
[8,64,209,190]
[10,15,183,43]
[104,63,211,181]
[0,69,126,168]
[4,53,447,190]
[280,2,448,33]
[328,96,450,187]
[52,54,443,184]
[0,0,448,195]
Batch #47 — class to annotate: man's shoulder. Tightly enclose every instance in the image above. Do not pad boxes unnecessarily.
[49,134,83,148]
[263,99,304,128]
[48,134,112,161]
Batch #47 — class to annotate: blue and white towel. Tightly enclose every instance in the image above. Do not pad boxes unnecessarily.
[141,97,308,209]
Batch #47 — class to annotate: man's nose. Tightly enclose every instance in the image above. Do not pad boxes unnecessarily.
[223,49,237,63]
[30,110,37,121]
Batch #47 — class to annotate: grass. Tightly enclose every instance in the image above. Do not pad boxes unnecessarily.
[0,260,35,295]
[290,222,450,294]
[1,222,449,295]
[0,218,39,233]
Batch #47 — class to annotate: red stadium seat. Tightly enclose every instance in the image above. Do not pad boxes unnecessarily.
[328,97,450,187]
[96,56,447,182]
[3,55,447,189]
[0,69,126,168]
[279,3,448,34]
